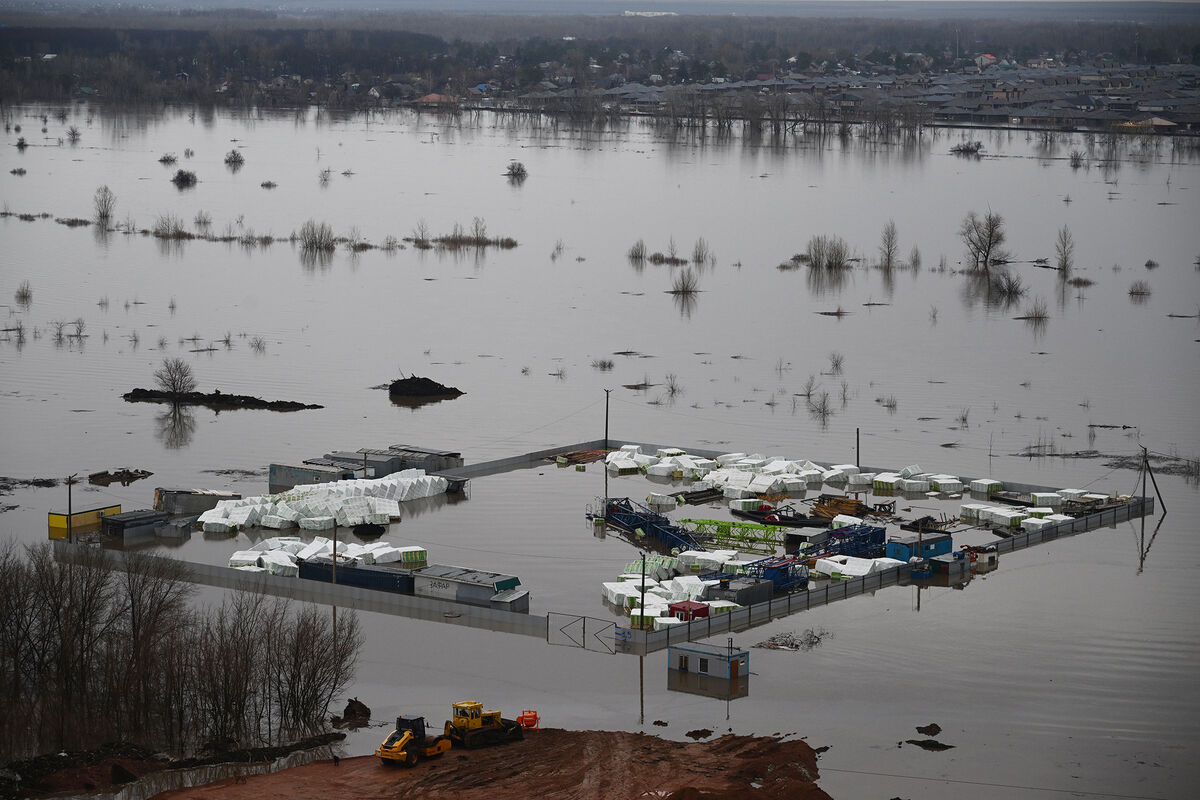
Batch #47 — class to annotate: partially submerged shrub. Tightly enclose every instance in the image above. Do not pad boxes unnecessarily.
[806,234,850,271]
[158,153,177,165]
[14,280,32,308]
[298,219,336,252]
[505,160,527,181]
[152,214,192,239]
[224,149,245,167]
[591,358,615,371]
[1129,280,1152,296]
[669,268,700,295]
[628,239,646,262]
[171,169,198,188]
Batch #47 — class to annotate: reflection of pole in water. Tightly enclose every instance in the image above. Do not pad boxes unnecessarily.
[639,654,644,726]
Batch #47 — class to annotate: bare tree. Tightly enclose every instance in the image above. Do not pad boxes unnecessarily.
[879,219,899,270]
[959,211,1009,271]
[93,185,116,224]
[154,357,197,400]
[1055,225,1074,274]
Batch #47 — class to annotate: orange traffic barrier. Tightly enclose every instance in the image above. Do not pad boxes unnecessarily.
[516,709,540,731]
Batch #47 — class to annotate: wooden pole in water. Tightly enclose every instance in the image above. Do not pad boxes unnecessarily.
[604,388,611,451]
[66,473,77,544]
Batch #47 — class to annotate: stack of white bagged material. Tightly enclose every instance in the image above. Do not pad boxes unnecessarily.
[848,472,875,488]
[259,550,298,577]
[822,468,847,484]
[296,538,333,560]
[900,478,930,492]
[831,514,862,529]
[970,478,1002,495]
[299,516,335,531]
[1032,492,1062,508]
[229,550,260,568]
[930,475,964,493]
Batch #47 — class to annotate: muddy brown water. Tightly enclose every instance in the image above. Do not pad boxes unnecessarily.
[2,106,1199,798]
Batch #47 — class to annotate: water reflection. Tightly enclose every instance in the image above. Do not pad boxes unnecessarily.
[671,290,697,319]
[805,263,852,297]
[156,405,196,449]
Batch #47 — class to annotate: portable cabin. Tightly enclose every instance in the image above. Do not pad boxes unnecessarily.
[930,552,971,579]
[668,600,709,621]
[886,531,953,562]
[101,510,168,541]
[386,444,464,473]
[705,577,773,606]
[298,557,414,594]
[668,642,749,681]
[268,462,360,493]
[153,488,241,515]
[411,564,523,610]
[48,503,121,539]
[489,588,530,613]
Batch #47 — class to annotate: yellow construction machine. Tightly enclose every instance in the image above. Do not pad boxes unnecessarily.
[376,715,452,767]
[443,700,525,749]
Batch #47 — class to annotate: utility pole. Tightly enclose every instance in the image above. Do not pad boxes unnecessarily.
[66,473,78,544]
[604,388,612,451]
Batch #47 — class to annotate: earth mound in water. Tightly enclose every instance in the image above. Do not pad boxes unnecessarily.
[388,376,464,398]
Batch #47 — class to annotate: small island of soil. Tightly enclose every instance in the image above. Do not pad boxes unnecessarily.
[122,388,323,412]
[387,375,464,398]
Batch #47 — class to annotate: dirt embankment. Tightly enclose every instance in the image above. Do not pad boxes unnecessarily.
[154,729,830,800]
[122,388,323,411]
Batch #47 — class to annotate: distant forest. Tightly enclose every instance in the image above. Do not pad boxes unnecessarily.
[1,10,1197,105]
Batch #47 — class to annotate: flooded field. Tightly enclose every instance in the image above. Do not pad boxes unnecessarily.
[3,105,1199,798]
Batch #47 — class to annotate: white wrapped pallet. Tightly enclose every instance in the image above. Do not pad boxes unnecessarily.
[705,600,741,615]
[656,447,685,458]
[260,551,298,577]
[831,464,860,476]
[781,477,808,494]
[203,520,235,534]
[761,460,792,475]
[795,469,823,484]
[646,492,679,507]
[1032,492,1062,508]
[716,452,747,466]
[296,538,332,560]
[873,473,899,491]
[197,508,227,525]
[930,475,964,493]
[748,474,783,494]
[900,479,930,492]
[676,550,707,572]
[1027,507,1054,519]
[370,497,402,519]
[959,503,988,521]
[226,507,254,528]
[1023,517,1052,532]
[228,550,260,568]
[273,502,302,522]
[899,464,923,478]
[970,478,1002,495]
[235,565,267,573]
[993,509,1027,528]
[619,444,642,455]
[645,463,677,477]
[1058,489,1086,500]
[1083,493,1110,502]
[631,453,659,467]
[723,486,756,500]
[822,469,847,484]
[299,516,335,531]
[260,515,289,530]
[831,514,862,529]
[848,472,874,487]
[691,458,718,471]
[607,458,641,475]
[653,616,687,631]
[729,498,762,512]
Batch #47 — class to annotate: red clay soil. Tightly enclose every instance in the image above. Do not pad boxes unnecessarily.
[154,729,831,800]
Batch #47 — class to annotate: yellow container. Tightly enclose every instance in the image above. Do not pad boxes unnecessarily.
[48,504,121,539]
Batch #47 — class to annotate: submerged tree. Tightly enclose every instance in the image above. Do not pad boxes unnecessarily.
[959,211,1009,271]
[1055,225,1075,274]
[153,357,197,400]
[879,219,899,270]
[93,185,116,224]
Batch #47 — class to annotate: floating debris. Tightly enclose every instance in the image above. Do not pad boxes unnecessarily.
[754,627,833,652]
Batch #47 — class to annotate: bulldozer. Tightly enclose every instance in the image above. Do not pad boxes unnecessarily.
[443,700,524,749]
[376,716,452,767]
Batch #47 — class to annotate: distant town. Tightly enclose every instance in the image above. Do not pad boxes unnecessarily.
[2,11,1198,133]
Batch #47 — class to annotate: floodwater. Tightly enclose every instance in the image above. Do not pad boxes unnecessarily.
[3,105,1199,799]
